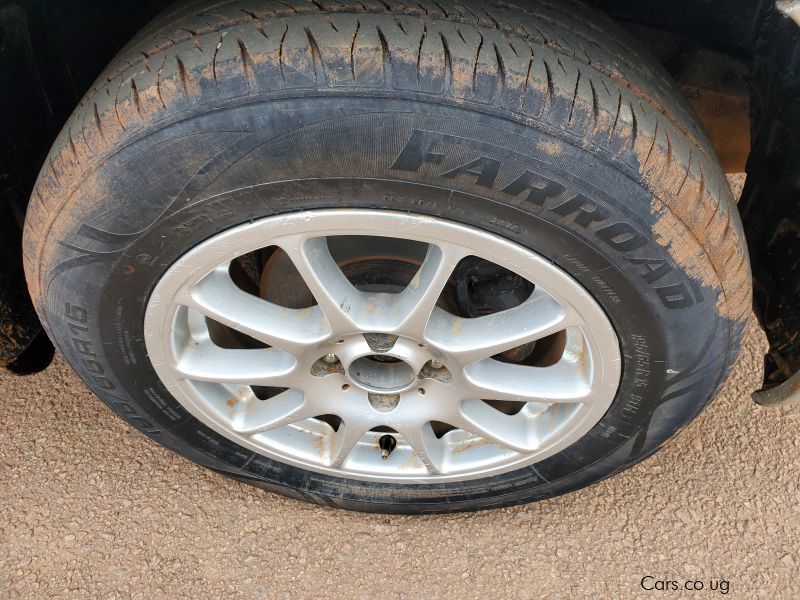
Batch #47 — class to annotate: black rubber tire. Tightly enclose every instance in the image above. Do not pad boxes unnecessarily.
[23,0,751,513]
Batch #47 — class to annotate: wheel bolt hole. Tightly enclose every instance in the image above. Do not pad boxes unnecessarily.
[418,387,426,396]
[419,361,453,384]
[311,355,345,378]
[341,384,350,391]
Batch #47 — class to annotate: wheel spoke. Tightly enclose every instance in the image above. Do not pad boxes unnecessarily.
[279,236,369,334]
[175,341,298,386]
[388,242,467,337]
[453,399,538,453]
[181,265,330,355]
[394,422,446,474]
[426,290,576,364]
[327,420,373,468]
[230,389,314,435]
[463,358,590,404]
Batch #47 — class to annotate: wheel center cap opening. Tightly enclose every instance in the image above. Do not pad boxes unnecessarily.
[348,355,417,393]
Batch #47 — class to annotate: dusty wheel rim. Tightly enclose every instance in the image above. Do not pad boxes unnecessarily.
[144,209,621,483]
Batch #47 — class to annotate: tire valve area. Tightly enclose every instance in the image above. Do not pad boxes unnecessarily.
[379,435,397,460]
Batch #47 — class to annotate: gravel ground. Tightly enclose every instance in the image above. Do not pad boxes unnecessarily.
[4,176,800,599]
[3,317,799,598]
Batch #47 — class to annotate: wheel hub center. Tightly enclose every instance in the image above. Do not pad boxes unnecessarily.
[347,354,417,393]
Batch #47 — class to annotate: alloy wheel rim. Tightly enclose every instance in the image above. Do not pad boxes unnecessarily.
[144,209,621,483]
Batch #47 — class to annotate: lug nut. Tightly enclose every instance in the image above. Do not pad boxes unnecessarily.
[379,435,397,460]
[323,353,338,364]
[430,359,443,369]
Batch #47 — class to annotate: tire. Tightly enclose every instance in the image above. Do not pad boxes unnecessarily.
[23,0,751,513]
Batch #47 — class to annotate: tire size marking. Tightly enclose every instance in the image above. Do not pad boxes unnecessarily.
[65,301,161,436]
[619,333,652,420]
[631,333,652,390]
[64,302,112,388]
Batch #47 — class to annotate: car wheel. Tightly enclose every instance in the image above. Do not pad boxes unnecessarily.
[23,0,750,513]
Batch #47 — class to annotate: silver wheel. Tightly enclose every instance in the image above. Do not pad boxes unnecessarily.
[144,210,621,483]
